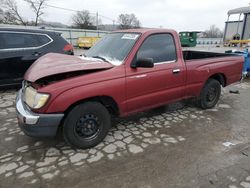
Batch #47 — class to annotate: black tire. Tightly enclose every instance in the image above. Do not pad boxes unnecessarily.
[197,79,221,109]
[63,102,111,149]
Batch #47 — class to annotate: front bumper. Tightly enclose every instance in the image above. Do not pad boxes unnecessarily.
[16,90,64,137]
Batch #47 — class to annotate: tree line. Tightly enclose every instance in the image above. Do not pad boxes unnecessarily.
[0,0,223,37]
[0,0,141,29]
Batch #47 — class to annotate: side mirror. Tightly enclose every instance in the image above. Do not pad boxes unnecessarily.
[131,58,154,68]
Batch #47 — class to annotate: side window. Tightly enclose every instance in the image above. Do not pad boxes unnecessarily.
[1,33,50,49]
[137,34,177,63]
[0,34,4,49]
[36,35,51,46]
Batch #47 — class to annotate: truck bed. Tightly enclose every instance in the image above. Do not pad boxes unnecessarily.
[183,50,243,95]
[183,50,236,61]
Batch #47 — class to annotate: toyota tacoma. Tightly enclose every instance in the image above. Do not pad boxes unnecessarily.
[16,29,244,148]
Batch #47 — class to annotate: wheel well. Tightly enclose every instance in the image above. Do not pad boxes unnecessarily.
[209,73,226,87]
[65,96,120,117]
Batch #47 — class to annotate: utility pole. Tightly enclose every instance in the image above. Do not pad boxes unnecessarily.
[96,12,99,30]
[113,20,115,30]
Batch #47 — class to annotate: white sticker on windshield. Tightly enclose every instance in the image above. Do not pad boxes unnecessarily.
[121,34,139,40]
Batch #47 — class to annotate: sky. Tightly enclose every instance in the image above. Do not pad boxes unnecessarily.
[16,0,250,32]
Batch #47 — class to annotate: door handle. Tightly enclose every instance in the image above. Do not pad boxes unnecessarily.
[172,69,180,74]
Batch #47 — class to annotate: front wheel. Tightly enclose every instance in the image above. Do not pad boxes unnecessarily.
[63,102,111,149]
[197,79,221,109]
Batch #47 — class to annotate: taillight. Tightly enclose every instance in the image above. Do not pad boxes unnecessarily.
[63,44,73,52]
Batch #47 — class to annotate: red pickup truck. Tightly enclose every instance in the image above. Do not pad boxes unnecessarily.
[16,29,243,148]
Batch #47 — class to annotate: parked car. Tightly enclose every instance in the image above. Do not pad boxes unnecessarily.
[0,28,74,87]
[16,28,244,149]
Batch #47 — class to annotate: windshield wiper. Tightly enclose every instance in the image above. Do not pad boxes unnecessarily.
[92,56,109,63]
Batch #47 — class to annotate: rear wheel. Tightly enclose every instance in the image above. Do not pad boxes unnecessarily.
[63,102,111,149]
[197,79,221,109]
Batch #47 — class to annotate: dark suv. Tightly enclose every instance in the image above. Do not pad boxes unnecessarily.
[0,28,74,87]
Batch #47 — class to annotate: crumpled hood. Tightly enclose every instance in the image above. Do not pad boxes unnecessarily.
[24,53,114,82]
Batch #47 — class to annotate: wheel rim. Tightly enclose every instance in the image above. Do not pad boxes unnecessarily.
[206,85,219,104]
[74,114,100,139]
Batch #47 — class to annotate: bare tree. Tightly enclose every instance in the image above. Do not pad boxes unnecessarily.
[24,0,47,26]
[2,0,27,25]
[72,10,97,29]
[0,8,4,23]
[204,25,223,38]
[117,13,141,29]
[0,8,18,24]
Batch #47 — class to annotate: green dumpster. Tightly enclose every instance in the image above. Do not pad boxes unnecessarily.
[179,31,200,47]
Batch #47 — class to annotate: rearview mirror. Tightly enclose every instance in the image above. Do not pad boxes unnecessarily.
[131,58,154,68]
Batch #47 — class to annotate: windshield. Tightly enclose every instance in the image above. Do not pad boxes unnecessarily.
[85,33,140,66]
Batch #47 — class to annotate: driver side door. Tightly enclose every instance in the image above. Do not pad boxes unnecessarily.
[125,33,185,114]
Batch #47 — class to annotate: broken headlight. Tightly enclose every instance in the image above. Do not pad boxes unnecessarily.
[24,86,50,109]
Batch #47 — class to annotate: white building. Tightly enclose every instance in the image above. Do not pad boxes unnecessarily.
[224,6,250,42]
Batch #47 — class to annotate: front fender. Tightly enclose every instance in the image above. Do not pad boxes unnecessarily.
[45,78,126,115]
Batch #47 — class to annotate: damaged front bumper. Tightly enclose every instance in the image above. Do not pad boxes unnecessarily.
[16,90,64,137]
